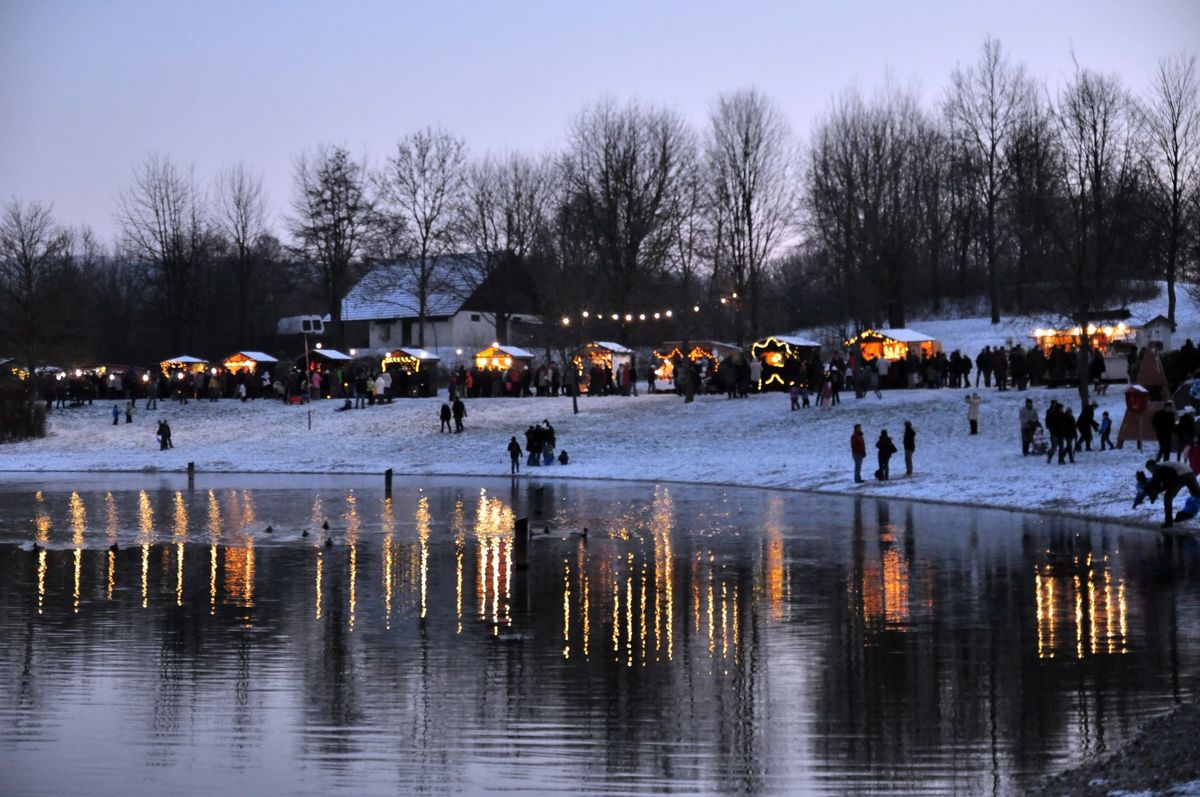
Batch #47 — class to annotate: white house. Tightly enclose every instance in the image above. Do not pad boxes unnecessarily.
[341,254,541,354]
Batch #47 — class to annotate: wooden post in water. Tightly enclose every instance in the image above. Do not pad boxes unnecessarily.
[187,461,195,489]
[513,517,529,570]
[384,468,393,497]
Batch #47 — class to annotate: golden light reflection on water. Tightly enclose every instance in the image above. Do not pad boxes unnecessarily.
[73,548,81,613]
[37,548,46,614]
[224,543,255,609]
[140,543,149,609]
[315,551,323,620]
[207,491,221,541]
[210,544,217,616]
[105,492,118,543]
[173,492,188,539]
[138,491,153,538]
[35,490,51,544]
[382,497,395,630]
[69,492,86,546]
[107,549,115,601]
[349,543,357,631]
[563,560,571,659]
[1035,552,1127,661]
[417,496,430,621]
[175,542,185,606]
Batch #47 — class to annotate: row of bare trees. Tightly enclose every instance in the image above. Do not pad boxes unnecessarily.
[2,38,1197,373]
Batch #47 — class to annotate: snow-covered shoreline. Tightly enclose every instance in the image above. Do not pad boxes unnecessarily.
[0,385,1171,530]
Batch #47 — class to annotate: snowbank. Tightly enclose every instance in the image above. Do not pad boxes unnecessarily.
[0,385,1172,529]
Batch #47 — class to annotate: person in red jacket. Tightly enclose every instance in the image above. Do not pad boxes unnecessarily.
[851,424,867,483]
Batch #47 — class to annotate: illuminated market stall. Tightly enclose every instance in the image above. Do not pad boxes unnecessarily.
[159,355,209,377]
[293,347,353,372]
[382,347,440,397]
[653,340,741,389]
[222,351,280,375]
[1031,321,1131,354]
[474,344,534,370]
[845,329,939,362]
[751,335,821,390]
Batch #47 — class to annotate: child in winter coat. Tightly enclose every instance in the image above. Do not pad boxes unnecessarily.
[558,450,569,465]
[112,405,120,425]
[1030,423,1049,456]
[1099,411,1114,451]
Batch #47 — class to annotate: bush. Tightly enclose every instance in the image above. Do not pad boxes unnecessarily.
[0,387,46,442]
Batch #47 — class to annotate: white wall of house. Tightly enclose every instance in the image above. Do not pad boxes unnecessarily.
[366,311,534,350]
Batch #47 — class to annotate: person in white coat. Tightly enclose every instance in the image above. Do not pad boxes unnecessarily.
[965,392,983,435]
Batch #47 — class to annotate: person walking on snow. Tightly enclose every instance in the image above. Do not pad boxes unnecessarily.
[1099,411,1114,451]
[111,404,120,425]
[439,403,452,433]
[507,436,522,474]
[851,424,867,484]
[451,397,466,433]
[125,401,133,424]
[902,421,916,476]
[1153,401,1177,462]
[875,430,898,480]
[1019,398,1038,456]
[965,393,983,435]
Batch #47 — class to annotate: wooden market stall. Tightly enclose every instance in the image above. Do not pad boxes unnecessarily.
[653,340,741,389]
[294,347,353,372]
[382,347,440,397]
[845,329,940,362]
[1031,321,1133,355]
[751,335,821,390]
[572,341,634,395]
[474,344,534,370]
[159,355,209,377]
[223,351,279,375]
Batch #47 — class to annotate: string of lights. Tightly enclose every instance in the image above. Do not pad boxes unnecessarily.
[558,294,740,327]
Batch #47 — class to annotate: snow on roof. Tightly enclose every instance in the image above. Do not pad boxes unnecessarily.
[341,254,484,322]
[162,355,208,364]
[759,334,821,348]
[583,341,633,354]
[227,351,279,363]
[397,347,440,361]
[876,328,936,343]
[478,344,534,359]
[315,348,353,361]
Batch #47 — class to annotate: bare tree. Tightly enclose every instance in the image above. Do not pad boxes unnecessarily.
[288,145,373,343]
[705,88,796,343]
[1046,63,1146,401]
[1145,53,1200,323]
[564,99,693,329]
[0,198,70,369]
[376,127,468,348]
[115,154,209,353]
[946,36,1032,323]
[213,164,271,341]
[457,152,550,343]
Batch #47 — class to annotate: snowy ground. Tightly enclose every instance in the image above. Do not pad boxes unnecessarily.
[0,384,1172,529]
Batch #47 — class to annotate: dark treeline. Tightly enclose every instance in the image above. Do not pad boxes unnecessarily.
[1,38,1197,369]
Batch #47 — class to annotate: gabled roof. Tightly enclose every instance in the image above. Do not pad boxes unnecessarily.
[581,341,634,354]
[342,254,486,322]
[311,348,353,361]
[394,347,440,361]
[757,334,821,349]
[226,351,279,363]
[477,344,534,359]
[873,328,935,343]
[162,355,208,364]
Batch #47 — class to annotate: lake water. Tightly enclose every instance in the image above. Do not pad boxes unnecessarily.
[1,474,1199,796]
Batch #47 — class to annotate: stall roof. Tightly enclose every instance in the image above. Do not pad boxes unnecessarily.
[226,351,279,363]
[877,328,935,343]
[478,344,534,359]
[394,347,440,361]
[760,334,821,348]
[311,348,353,361]
[162,355,208,364]
[581,341,633,354]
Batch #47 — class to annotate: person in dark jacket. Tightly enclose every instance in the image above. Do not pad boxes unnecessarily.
[875,429,897,480]
[902,420,916,476]
[451,397,466,432]
[1059,408,1077,464]
[1176,409,1196,461]
[1152,401,1177,462]
[156,419,172,450]
[439,402,452,433]
[1076,402,1099,452]
[1136,459,1200,527]
[1045,401,1062,464]
[507,436,522,474]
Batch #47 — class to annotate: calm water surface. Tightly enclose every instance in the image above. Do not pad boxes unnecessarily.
[1,474,1199,796]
